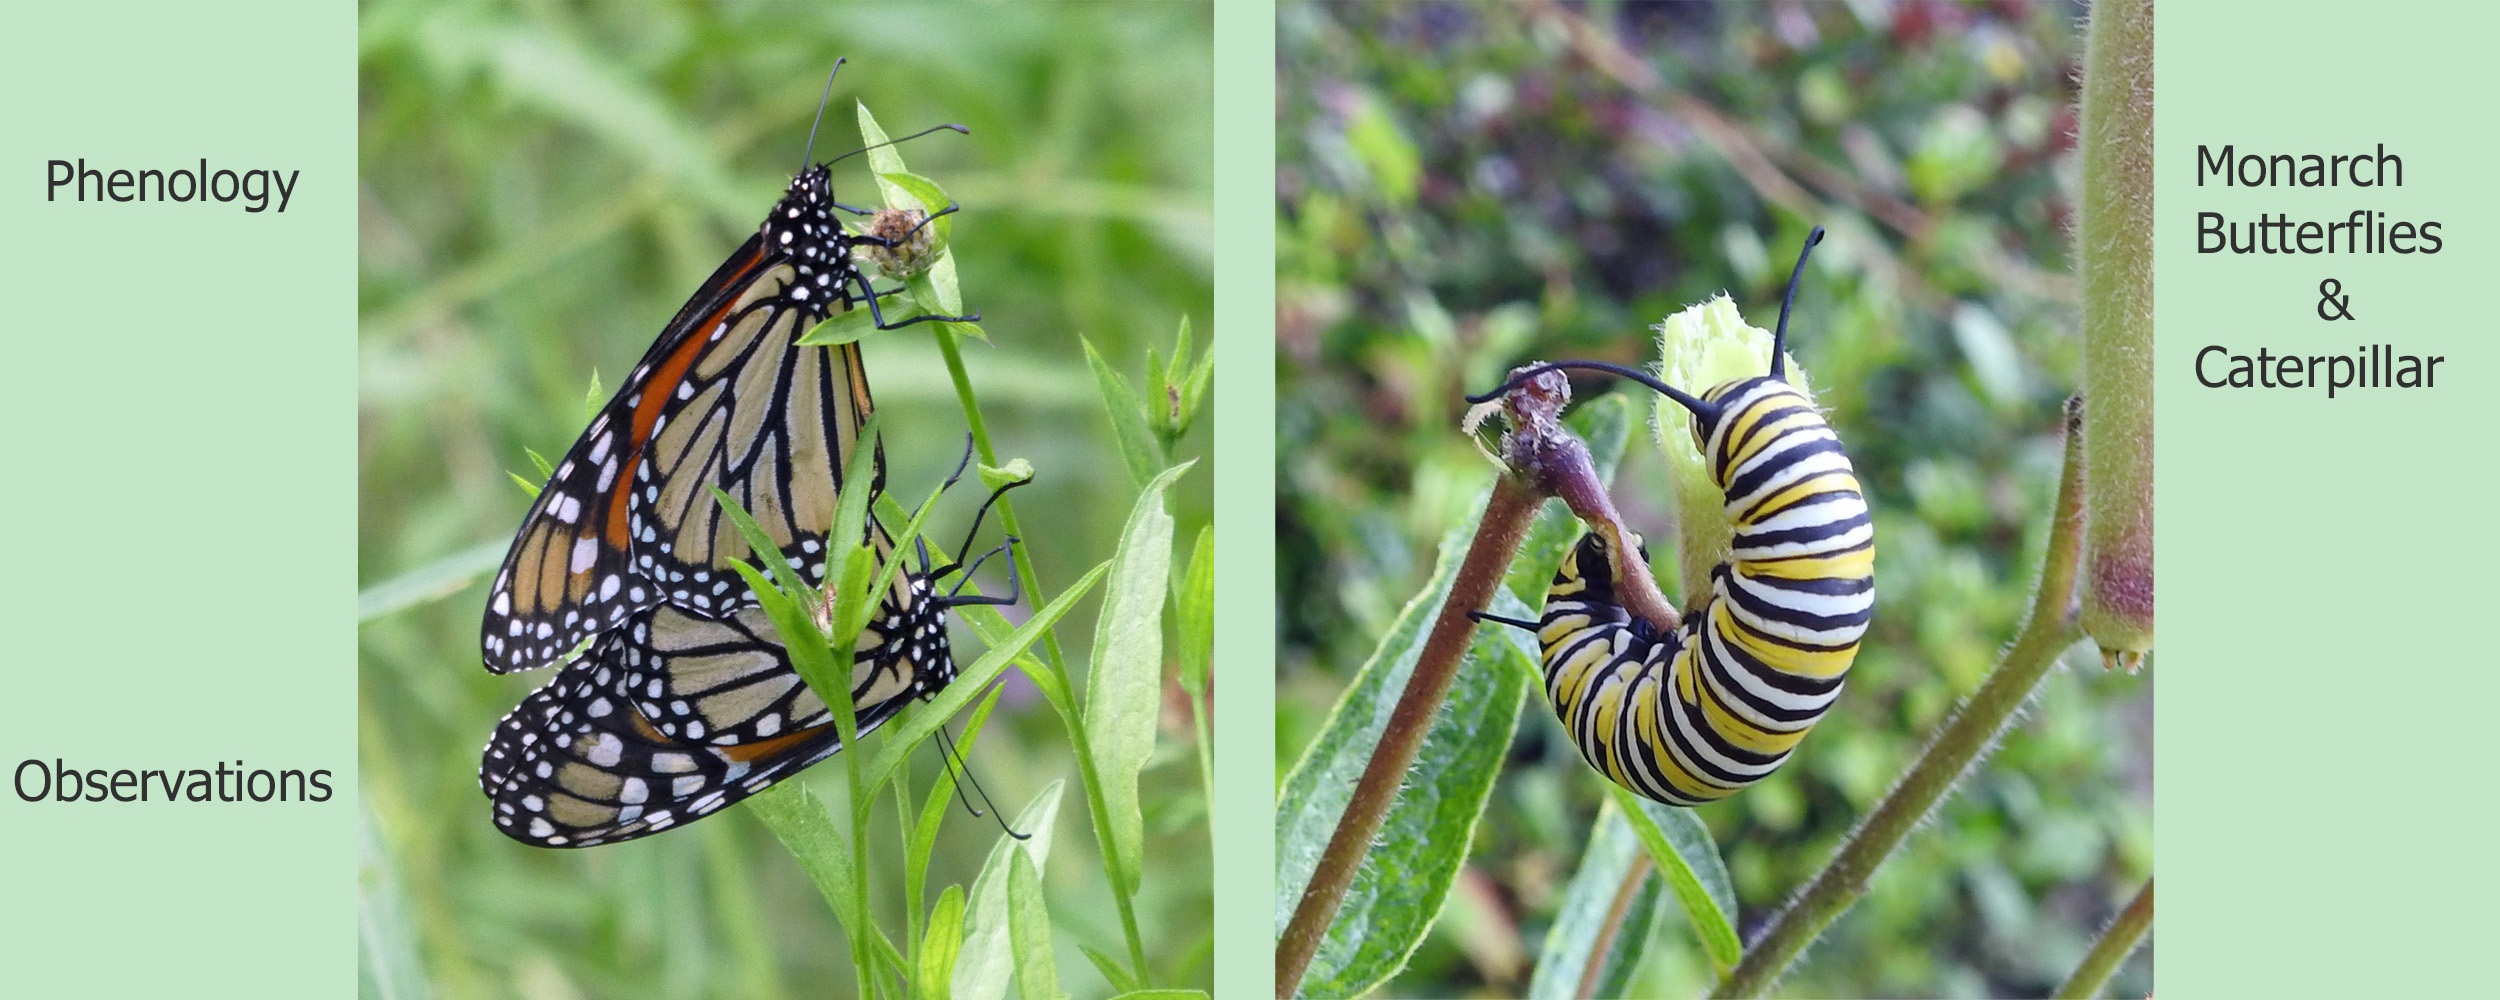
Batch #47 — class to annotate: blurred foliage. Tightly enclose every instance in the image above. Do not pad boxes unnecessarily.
[1275,2,2149,997]
[357,2,1211,998]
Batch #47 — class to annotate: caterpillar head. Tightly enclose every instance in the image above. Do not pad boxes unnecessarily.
[1559,526,1665,639]
[1566,525,1651,598]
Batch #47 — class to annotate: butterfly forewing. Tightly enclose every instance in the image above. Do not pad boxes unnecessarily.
[481,167,879,673]
[624,260,881,619]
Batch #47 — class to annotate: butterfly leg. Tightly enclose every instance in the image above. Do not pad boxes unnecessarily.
[951,474,1034,572]
[893,201,959,241]
[941,537,1022,608]
[849,269,980,330]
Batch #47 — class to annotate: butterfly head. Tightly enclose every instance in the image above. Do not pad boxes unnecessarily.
[761,166,854,311]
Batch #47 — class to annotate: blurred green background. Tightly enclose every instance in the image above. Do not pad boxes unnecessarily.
[1275,2,2149,997]
[357,2,1211,997]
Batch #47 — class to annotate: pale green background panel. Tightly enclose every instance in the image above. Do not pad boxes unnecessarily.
[2161,3,2497,992]
[1213,0,1278,994]
[0,1,354,997]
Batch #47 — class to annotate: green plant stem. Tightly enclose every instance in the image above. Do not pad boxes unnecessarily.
[934,327,1153,983]
[1711,397,2093,998]
[1185,676,1214,825]
[1277,474,1541,995]
[2054,879,2153,999]
[895,774,921,995]
[846,737,876,997]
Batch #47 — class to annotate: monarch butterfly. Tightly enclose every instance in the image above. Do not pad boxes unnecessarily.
[479,64,973,674]
[1472,227,1874,806]
[480,479,1027,848]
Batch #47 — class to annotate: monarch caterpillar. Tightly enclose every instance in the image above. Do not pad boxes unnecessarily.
[480,63,974,674]
[1472,226,1874,806]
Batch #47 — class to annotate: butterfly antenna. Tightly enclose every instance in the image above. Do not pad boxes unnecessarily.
[1770,225,1826,381]
[936,721,1029,840]
[828,123,973,167]
[800,58,846,174]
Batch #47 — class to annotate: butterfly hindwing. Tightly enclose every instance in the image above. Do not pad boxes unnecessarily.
[481,573,955,848]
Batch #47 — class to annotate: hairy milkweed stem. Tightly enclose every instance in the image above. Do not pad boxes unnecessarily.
[2053,878,2153,998]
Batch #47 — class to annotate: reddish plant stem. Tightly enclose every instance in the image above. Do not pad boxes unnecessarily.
[1274,475,1542,995]
[1530,430,1680,633]
[1577,851,1655,1000]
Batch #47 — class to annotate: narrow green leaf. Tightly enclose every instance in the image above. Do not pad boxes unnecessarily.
[978,459,1034,494]
[1527,801,1668,1000]
[953,782,1065,1000]
[506,470,543,500]
[920,885,966,1000]
[1610,786,1743,972]
[865,560,1110,796]
[1083,337,1163,492]
[1006,847,1065,1000]
[943,319,988,342]
[1144,346,1169,436]
[707,483,814,607]
[580,368,604,422]
[1161,316,1209,441]
[709,404,881,762]
[358,809,433,1000]
[522,445,555,481]
[356,539,505,624]
[711,499,840,728]
[799,308,881,346]
[1079,945,1145,995]
[911,686,1005,922]
[745,782,863,932]
[856,101,909,213]
[1179,348,1213,427]
[818,411,883,639]
[1176,526,1214,697]
[908,259,967,323]
[1168,316,1194,395]
[1274,563,1537,998]
[1085,462,1192,898]
[878,170,952,222]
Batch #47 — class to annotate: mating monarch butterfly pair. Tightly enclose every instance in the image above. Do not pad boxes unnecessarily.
[476,66,1019,848]
[1472,227,1876,807]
